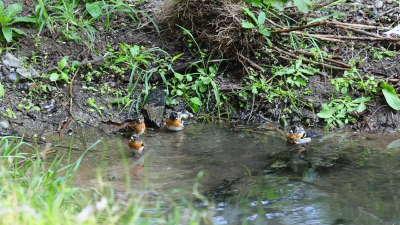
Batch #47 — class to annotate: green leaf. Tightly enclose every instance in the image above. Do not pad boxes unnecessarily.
[2,27,12,42]
[270,0,289,11]
[295,59,302,69]
[174,73,184,81]
[352,97,371,103]
[257,11,266,28]
[381,82,400,110]
[11,28,26,36]
[317,108,337,118]
[129,45,140,58]
[176,90,183,96]
[259,28,271,36]
[189,102,199,113]
[241,21,255,29]
[49,73,59,82]
[6,3,22,18]
[0,1,5,11]
[72,61,80,68]
[0,82,4,98]
[242,7,257,24]
[172,53,184,62]
[9,17,36,24]
[199,85,207,92]
[58,56,69,70]
[294,0,311,13]
[186,74,193,82]
[341,87,347,94]
[86,2,102,18]
[190,97,202,106]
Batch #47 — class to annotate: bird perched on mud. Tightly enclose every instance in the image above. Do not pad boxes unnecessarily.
[166,111,184,131]
[286,126,310,144]
[128,135,144,155]
[129,116,146,136]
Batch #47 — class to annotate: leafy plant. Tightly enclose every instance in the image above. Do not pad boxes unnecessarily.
[241,7,271,37]
[274,59,318,87]
[0,1,36,42]
[370,47,395,61]
[87,97,105,114]
[48,56,79,83]
[245,0,312,13]
[317,96,371,130]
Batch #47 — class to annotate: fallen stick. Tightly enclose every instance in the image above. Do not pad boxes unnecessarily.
[293,50,350,68]
[271,21,327,34]
[280,32,345,43]
[237,53,265,71]
[326,21,390,30]
[296,49,343,60]
[272,46,350,72]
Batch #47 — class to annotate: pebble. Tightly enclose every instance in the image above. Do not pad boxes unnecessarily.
[7,72,18,82]
[375,0,384,8]
[387,0,393,3]
[0,120,10,129]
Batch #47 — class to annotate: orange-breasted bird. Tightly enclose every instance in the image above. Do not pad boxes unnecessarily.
[128,135,144,155]
[286,126,307,144]
[129,116,146,136]
[166,111,184,131]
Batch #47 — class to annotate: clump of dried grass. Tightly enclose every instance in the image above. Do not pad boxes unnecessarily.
[160,0,261,57]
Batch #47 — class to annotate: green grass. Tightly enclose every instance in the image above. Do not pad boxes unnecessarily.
[0,136,211,225]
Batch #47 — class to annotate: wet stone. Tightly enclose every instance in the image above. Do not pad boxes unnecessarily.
[375,1,383,8]
[3,53,22,68]
[0,120,10,129]
[142,86,167,128]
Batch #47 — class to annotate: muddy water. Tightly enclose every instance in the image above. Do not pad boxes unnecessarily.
[46,124,400,225]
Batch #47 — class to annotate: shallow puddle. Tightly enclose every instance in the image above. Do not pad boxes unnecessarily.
[39,124,400,224]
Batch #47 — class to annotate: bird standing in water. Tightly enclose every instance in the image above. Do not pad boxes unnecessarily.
[128,135,144,155]
[286,126,307,144]
[166,111,184,131]
[129,116,146,136]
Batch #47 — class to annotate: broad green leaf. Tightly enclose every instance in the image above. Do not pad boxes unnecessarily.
[209,66,217,76]
[6,3,22,18]
[286,68,296,74]
[341,87,347,94]
[259,28,270,36]
[296,78,306,86]
[49,73,59,82]
[129,45,140,58]
[241,21,255,29]
[86,2,102,18]
[294,0,311,13]
[317,108,337,118]
[115,57,127,64]
[58,56,69,70]
[72,61,80,68]
[2,27,12,42]
[252,85,258,94]
[190,97,202,106]
[0,1,5,11]
[176,90,183,96]
[265,37,273,47]
[381,82,400,110]
[174,72,183,81]
[257,11,266,28]
[0,82,4,98]
[242,7,257,24]
[186,74,193,82]
[199,85,207,92]
[352,96,371,103]
[9,17,36,24]
[189,102,199,113]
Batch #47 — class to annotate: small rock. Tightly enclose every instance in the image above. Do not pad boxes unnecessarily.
[375,1,383,8]
[7,72,18,82]
[3,53,22,68]
[0,120,10,129]
[142,86,167,128]
[387,0,393,3]
[16,67,40,79]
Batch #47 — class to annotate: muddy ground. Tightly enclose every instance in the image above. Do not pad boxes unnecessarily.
[1,0,400,143]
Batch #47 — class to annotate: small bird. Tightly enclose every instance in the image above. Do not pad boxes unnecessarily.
[128,135,144,155]
[286,126,308,144]
[166,111,184,131]
[129,116,146,136]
